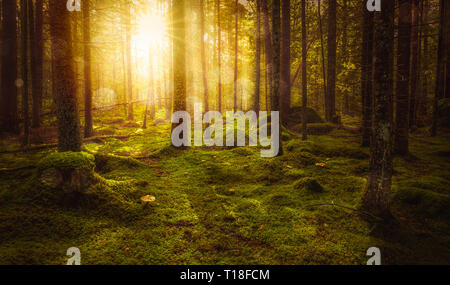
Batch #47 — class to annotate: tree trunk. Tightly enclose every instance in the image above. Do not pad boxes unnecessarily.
[217,0,222,112]
[326,0,336,122]
[419,0,429,118]
[1,0,19,134]
[431,0,446,136]
[280,0,291,122]
[234,0,239,112]
[272,0,283,156]
[83,0,93,138]
[301,0,307,141]
[361,1,374,147]
[125,3,134,121]
[254,0,261,114]
[318,0,327,114]
[394,0,412,156]
[31,0,43,129]
[362,0,395,219]
[172,0,187,132]
[409,0,420,128]
[261,0,273,110]
[21,0,30,146]
[200,0,209,113]
[49,0,81,152]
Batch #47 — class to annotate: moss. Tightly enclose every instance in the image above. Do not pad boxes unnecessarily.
[293,123,336,135]
[392,188,450,219]
[294,178,324,193]
[37,152,95,172]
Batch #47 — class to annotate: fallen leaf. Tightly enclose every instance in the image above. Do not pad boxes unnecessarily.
[315,163,326,168]
[141,195,156,203]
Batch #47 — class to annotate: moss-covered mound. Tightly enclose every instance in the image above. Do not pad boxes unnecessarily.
[393,187,450,219]
[294,177,324,193]
[287,107,324,126]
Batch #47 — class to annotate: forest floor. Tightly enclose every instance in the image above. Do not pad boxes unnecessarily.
[0,108,449,265]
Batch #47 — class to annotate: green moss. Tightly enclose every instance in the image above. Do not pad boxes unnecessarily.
[37,152,95,172]
[294,178,324,193]
[393,187,450,219]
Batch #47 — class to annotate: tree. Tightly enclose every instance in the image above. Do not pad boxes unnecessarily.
[83,0,93,138]
[301,0,307,141]
[326,0,336,122]
[31,0,43,129]
[21,0,30,146]
[395,0,412,156]
[261,0,273,110]
[317,0,327,114]
[1,0,19,134]
[217,0,222,112]
[253,0,261,114]
[49,0,81,152]
[172,0,186,132]
[362,0,395,218]
[234,0,239,112]
[280,0,290,122]
[431,0,446,136]
[125,1,134,120]
[409,0,420,128]
[200,0,209,113]
[272,0,283,156]
[361,0,374,147]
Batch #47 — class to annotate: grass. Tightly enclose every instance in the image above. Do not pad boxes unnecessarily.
[0,108,449,265]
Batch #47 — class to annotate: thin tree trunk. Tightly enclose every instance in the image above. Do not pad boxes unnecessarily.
[261,0,273,110]
[200,0,209,113]
[419,0,429,118]
[409,0,420,128]
[234,0,239,112]
[254,0,261,114]
[31,0,43,129]
[1,0,19,134]
[83,0,93,138]
[217,0,222,112]
[361,1,374,147]
[301,0,307,141]
[21,0,30,146]
[49,0,81,152]
[280,0,291,122]
[362,0,395,218]
[326,0,337,122]
[272,0,283,156]
[318,0,327,115]
[125,3,134,121]
[394,0,412,156]
[431,0,446,136]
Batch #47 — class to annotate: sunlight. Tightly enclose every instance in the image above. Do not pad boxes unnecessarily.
[135,13,167,50]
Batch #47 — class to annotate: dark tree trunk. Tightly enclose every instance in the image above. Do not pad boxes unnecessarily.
[326,0,336,122]
[394,0,412,156]
[361,1,374,147]
[280,0,290,122]
[318,0,327,114]
[200,0,209,113]
[409,0,420,128]
[272,0,283,155]
[301,0,307,141]
[419,0,429,118]
[31,0,43,129]
[172,0,186,132]
[254,0,261,114]
[21,0,30,146]
[234,0,239,112]
[217,0,222,112]
[431,0,446,136]
[83,0,93,138]
[261,0,273,110]
[49,0,81,152]
[362,0,395,219]
[1,0,19,134]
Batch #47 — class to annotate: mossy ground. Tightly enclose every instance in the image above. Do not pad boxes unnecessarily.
[0,108,449,265]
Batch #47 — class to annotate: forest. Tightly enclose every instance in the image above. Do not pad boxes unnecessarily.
[0,0,449,265]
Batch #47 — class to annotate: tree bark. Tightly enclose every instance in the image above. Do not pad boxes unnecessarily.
[318,0,327,114]
[362,0,395,219]
[200,0,209,113]
[272,0,283,156]
[125,2,134,120]
[409,0,420,128]
[172,0,187,132]
[361,1,374,147]
[301,0,307,141]
[1,0,19,134]
[280,0,291,122]
[394,0,412,156]
[326,0,337,122]
[261,0,273,110]
[83,0,93,138]
[234,0,239,112]
[21,0,30,146]
[31,0,43,129]
[217,0,222,112]
[49,0,81,152]
[254,0,261,114]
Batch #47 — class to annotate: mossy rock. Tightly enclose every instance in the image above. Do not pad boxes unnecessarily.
[294,177,324,193]
[37,152,98,193]
[287,107,324,126]
[393,187,450,219]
